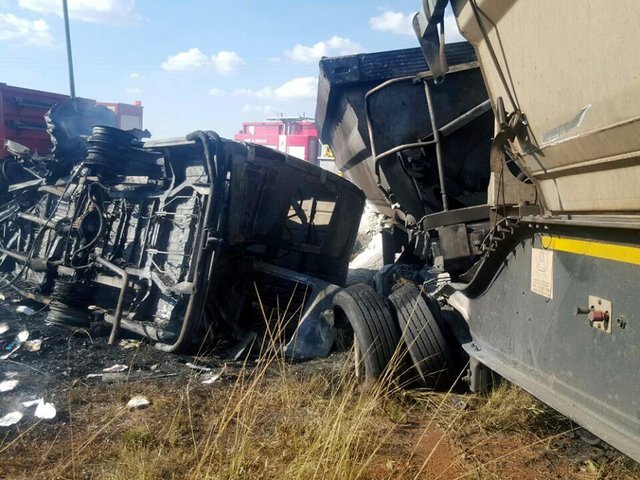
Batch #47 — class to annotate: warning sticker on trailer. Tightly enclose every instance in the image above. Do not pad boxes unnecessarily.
[531,248,553,299]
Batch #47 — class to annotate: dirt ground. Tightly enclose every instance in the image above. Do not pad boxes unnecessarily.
[0,294,639,480]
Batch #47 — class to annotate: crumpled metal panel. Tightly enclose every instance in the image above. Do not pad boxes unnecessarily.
[0,100,365,359]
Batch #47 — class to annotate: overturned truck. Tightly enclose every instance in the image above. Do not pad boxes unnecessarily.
[317,0,640,464]
[0,99,364,360]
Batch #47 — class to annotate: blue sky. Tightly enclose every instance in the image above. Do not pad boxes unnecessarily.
[0,0,463,138]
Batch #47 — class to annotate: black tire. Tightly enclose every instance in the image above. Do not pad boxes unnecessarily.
[388,283,454,388]
[333,283,402,382]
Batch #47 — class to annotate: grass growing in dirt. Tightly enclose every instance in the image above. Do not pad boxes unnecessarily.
[1,289,639,480]
[2,352,639,480]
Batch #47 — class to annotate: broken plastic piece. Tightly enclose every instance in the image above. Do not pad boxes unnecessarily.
[0,330,29,359]
[103,364,128,373]
[0,379,18,392]
[16,306,35,316]
[23,339,42,352]
[127,395,150,410]
[119,339,140,349]
[34,400,56,419]
[0,323,8,335]
[185,362,211,372]
[201,364,227,385]
[0,411,22,427]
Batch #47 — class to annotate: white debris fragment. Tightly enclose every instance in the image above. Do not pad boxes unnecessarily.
[0,323,8,335]
[0,379,18,392]
[86,373,103,379]
[23,339,42,352]
[22,398,57,419]
[0,330,29,360]
[185,362,211,372]
[201,364,227,385]
[16,306,35,316]
[126,395,150,410]
[34,400,56,419]
[119,339,141,349]
[0,411,22,427]
[103,364,128,373]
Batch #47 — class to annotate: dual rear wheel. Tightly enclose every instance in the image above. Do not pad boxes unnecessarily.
[333,282,454,387]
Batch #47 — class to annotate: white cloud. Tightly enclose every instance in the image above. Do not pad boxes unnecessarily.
[0,13,52,46]
[125,87,141,95]
[370,9,466,43]
[234,77,317,101]
[370,11,414,35]
[274,77,318,100]
[18,0,140,25]
[285,36,364,63]
[211,50,243,75]
[242,104,278,114]
[162,48,209,71]
[129,72,140,79]
[208,87,226,97]
[162,48,243,75]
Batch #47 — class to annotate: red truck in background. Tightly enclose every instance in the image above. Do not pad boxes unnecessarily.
[234,116,319,165]
[0,82,143,156]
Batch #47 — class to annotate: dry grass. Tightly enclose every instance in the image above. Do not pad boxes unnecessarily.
[1,353,640,480]
[1,288,639,479]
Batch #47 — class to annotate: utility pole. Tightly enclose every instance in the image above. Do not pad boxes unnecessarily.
[62,0,76,98]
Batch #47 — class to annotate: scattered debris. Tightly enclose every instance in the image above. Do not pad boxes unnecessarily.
[185,362,211,372]
[16,306,35,316]
[86,373,103,379]
[119,339,141,349]
[127,395,150,410]
[0,330,29,359]
[102,364,128,373]
[0,379,19,392]
[0,411,22,427]
[449,395,468,409]
[0,323,9,335]
[202,364,227,385]
[23,339,43,352]
[34,400,56,420]
[22,399,41,408]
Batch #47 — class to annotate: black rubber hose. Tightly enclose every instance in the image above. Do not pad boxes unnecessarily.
[72,182,106,264]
